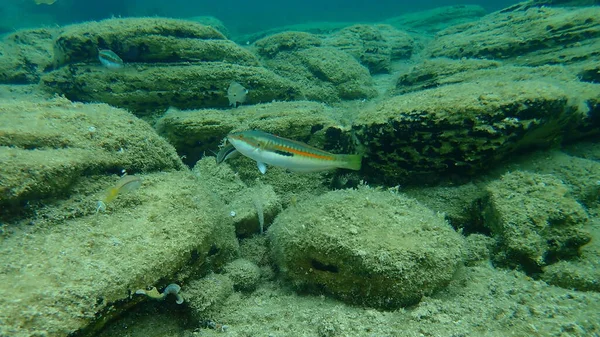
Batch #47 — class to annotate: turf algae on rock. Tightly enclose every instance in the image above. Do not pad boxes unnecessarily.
[426,6,600,68]
[42,63,299,115]
[355,79,599,185]
[0,171,230,337]
[483,171,591,273]
[0,98,183,218]
[269,186,463,309]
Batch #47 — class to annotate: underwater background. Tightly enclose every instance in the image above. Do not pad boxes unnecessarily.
[1,0,600,336]
[2,0,520,34]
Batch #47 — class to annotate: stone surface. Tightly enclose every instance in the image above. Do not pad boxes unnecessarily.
[254,31,323,58]
[483,171,591,272]
[383,5,487,33]
[425,7,600,68]
[0,28,56,84]
[42,63,299,114]
[0,98,183,217]
[396,58,502,94]
[0,170,230,337]
[192,158,282,238]
[354,79,600,185]
[395,58,582,94]
[52,17,256,66]
[40,17,305,115]
[269,187,463,309]
[223,258,262,292]
[184,273,235,318]
[255,32,377,102]
[324,24,414,73]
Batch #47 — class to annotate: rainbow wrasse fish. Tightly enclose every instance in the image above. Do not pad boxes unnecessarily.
[222,130,362,174]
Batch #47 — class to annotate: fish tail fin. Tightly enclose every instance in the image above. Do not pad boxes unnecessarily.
[337,154,362,171]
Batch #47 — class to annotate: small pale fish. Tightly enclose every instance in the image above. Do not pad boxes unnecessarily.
[102,175,142,204]
[227,81,248,108]
[34,0,57,4]
[98,49,124,69]
[227,130,362,174]
[215,142,239,164]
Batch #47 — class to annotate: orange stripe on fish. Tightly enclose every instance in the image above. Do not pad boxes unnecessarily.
[271,143,336,161]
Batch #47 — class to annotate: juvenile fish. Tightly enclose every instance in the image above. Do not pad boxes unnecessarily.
[103,175,142,203]
[96,175,142,212]
[98,49,124,69]
[227,81,248,108]
[216,142,239,164]
[226,130,362,174]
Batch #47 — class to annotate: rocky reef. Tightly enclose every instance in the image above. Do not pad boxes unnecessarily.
[1,1,599,336]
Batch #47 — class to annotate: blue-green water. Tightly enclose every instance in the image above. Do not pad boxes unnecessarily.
[3,0,517,34]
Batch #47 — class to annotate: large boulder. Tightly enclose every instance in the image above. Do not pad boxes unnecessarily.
[255,32,377,102]
[42,63,300,114]
[41,17,301,115]
[483,171,591,272]
[52,17,257,66]
[383,5,487,33]
[269,187,463,309]
[0,98,183,217]
[425,6,600,68]
[324,24,414,74]
[0,28,56,84]
[0,170,234,337]
[353,79,600,185]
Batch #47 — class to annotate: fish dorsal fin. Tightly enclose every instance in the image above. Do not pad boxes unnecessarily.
[257,162,267,174]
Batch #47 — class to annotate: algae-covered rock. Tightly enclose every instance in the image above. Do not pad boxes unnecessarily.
[0,170,230,337]
[156,101,355,167]
[275,47,377,101]
[483,171,591,272]
[52,17,258,66]
[269,187,463,309]
[0,98,183,218]
[192,158,282,238]
[354,80,599,185]
[254,31,323,58]
[463,234,494,266]
[185,273,235,318]
[403,182,487,231]
[515,149,600,207]
[426,6,600,67]
[540,217,600,291]
[577,61,600,84]
[223,258,262,292]
[255,33,377,102]
[383,5,487,33]
[226,184,281,237]
[395,58,584,94]
[324,24,414,73]
[501,0,600,11]
[42,63,299,114]
[396,58,502,93]
[186,16,230,38]
[0,28,56,84]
